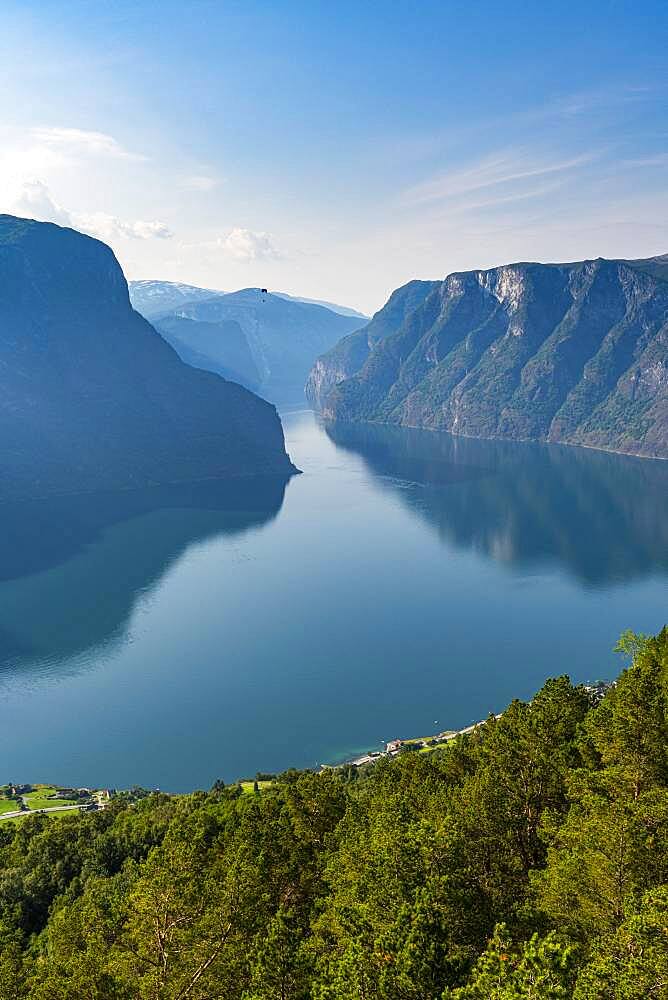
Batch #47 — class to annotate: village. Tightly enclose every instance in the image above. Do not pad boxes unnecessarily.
[0,783,116,821]
[329,681,612,770]
[327,718,499,770]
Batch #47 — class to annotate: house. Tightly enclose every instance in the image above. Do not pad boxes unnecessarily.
[10,784,32,796]
[386,739,403,754]
[54,789,76,799]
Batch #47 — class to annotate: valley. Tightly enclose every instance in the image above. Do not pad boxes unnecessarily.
[2,3,667,994]
[130,280,364,403]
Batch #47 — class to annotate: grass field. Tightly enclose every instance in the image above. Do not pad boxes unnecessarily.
[239,780,273,795]
[23,786,79,811]
[0,799,20,815]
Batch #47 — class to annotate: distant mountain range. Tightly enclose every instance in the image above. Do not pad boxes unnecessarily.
[271,292,368,320]
[307,255,668,459]
[129,279,368,323]
[129,280,365,402]
[0,216,296,500]
[128,280,223,319]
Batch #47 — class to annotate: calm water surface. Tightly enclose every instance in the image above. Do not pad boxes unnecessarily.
[1,408,666,791]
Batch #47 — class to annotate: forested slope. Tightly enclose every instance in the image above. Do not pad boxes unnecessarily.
[1,628,667,999]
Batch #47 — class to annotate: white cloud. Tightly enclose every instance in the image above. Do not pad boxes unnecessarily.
[30,127,145,161]
[218,227,281,260]
[182,174,220,191]
[1,180,172,242]
[402,149,599,206]
[8,179,73,227]
[74,212,173,241]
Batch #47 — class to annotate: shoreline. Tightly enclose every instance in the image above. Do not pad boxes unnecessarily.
[324,678,613,770]
[324,715,503,770]
[4,684,612,804]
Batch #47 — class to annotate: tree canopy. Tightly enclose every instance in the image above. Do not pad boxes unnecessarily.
[0,627,666,999]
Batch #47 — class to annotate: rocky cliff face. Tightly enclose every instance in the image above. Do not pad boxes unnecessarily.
[305,279,438,408]
[310,257,668,459]
[0,216,296,499]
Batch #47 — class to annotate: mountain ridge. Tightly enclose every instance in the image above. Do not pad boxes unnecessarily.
[0,216,296,499]
[307,254,668,460]
[129,279,367,322]
[146,286,364,402]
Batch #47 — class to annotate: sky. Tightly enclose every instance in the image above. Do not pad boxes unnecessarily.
[1,0,666,314]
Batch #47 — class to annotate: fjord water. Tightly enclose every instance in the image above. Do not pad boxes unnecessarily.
[0,409,666,792]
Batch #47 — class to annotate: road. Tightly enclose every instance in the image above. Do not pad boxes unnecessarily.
[0,802,92,821]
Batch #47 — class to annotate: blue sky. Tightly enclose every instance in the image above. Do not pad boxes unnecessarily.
[1,0,666,312]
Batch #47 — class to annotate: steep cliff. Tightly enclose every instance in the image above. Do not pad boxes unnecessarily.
[312,257,668,459]
[0,216,296,499]
[305,279,438,408]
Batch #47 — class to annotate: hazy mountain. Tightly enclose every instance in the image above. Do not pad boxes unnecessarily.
[272,291,368,320]
[129,279,224,319]
[309,257,668,459]
[0,216,296,500]
[161,287,363,402]
[152,315,261,390]
[129,279,367,323]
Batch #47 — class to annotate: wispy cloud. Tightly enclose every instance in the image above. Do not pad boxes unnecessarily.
[402,149,599,207]
[539,84,656,120]
[619,152,668,168]
[181,174,221,192]
[30,126,145,161]
[439,179,568,216]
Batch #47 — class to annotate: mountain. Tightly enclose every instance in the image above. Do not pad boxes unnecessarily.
[128,279,224,319]
[159,287,364,402]
[309,257,668,460]
[627,252,668,283]
[0,216,296,500]
[272,291,369,320]
[129,280,367,323]
[152,315,261,390]
[130,281,365,402]
[306,279,439,408]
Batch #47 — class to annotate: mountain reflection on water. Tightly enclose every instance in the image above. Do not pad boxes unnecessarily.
[0,477,287,670]
[324,420,668,587]
[0,409,666,792]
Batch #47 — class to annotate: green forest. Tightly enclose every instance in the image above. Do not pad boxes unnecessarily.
[1,628,667,999]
